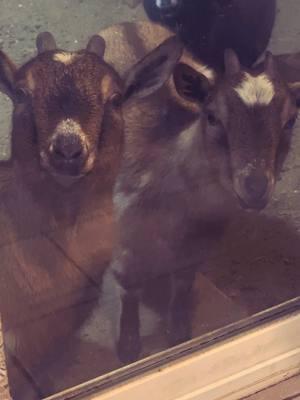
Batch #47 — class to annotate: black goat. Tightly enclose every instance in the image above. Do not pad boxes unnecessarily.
[143,0,277,68]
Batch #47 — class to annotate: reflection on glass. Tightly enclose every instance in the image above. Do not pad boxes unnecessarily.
[0,1,299,399]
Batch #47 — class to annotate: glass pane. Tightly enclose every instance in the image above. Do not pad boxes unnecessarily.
[0,1,299,399]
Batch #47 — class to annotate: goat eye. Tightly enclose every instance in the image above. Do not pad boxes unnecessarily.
[15,87,29,103]
[110,92,123,108]
[207,111,219,126]
[284,116,297,130]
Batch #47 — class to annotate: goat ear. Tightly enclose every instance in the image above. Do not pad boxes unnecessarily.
[288,82,300,108]
[173,63,212,103]
[224,48,240,77]
[0,50,17,99]
[123,35,183,100]
[86,35,106,58]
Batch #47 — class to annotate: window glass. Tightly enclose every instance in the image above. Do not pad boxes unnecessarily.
[0,1,299,399]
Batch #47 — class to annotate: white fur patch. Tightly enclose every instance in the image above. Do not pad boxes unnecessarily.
[177,120,199,151]
[114,190,137,217]
[139,171,152,188]
[52,118,87,147]
[198,64,215,83]
[181,52,215,84]
[234,73,275,106]
[54,118,83,136]
[53,52,78,65]
[78,268,161,349]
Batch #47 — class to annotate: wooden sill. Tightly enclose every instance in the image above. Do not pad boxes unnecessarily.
[45,297,300,400]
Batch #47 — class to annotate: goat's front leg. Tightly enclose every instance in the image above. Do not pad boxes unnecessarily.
[117,287,141,364]
[167,265,196,347]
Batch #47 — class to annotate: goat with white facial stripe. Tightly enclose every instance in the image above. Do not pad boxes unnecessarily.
[191,49,299,210]
[98,21,300,364]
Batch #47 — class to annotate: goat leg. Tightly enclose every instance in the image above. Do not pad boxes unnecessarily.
[167,266,196,347]
[117,288,141,364]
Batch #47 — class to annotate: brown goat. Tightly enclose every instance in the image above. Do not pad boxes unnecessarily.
[97,21,300,363]
[0,31,182,396]
[0,27,184,252]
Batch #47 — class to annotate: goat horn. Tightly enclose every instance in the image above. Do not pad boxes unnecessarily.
[36,32,57,54]
[264,51,277,78]
[224,48,241,76]
[86,35,106,58]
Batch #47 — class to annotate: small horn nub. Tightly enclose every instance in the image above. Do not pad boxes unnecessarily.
[264,51,277,78]
[36,32,57,54]
[224,48,241,77]
[86,35,106,58]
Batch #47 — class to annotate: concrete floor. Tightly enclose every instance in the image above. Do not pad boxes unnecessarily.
[0,0,299,399]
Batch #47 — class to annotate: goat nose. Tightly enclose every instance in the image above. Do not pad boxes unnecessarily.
[244,173,269,200]
[53,135,83,161]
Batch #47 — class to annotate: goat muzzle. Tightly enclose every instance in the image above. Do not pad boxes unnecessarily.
[234,169,274,211]
[47,134,89,176]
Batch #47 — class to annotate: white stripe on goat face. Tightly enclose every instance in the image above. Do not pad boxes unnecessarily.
[234,72,275,106]
[53,52,78,65]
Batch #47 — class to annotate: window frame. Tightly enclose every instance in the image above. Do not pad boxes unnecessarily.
[45,297,300,400]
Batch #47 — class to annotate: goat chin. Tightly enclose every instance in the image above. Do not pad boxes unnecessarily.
[50,172,84,188]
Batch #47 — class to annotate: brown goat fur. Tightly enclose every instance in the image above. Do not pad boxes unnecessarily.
[0,31,183,395]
